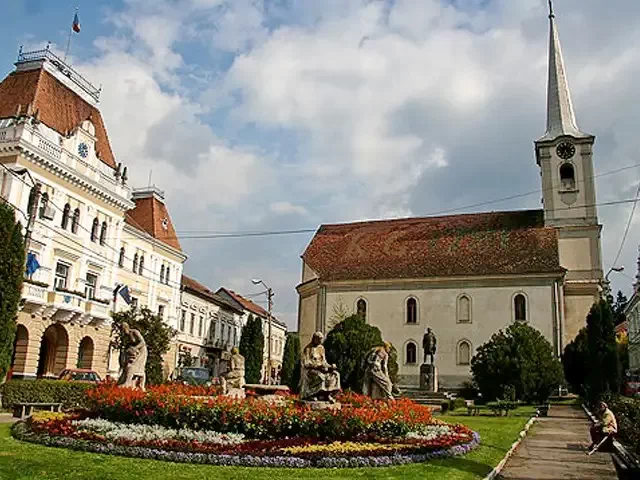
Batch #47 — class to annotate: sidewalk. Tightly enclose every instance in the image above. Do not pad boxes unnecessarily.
[499,405,616,479]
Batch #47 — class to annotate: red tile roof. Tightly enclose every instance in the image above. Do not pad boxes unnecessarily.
[125,195,182,252]
[181,275,243,313]
[0,68,116,169]
[217,287,287,328]
[302,209,563,282]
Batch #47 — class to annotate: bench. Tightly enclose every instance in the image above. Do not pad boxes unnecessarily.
[611,439,640,480]
[12,402,62,419]
[536,404,550,417]
[466,400,480,416]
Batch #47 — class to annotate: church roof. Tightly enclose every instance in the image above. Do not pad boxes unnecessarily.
[0,67,117,168]
[302,209,563,282]
[125,188,183,252]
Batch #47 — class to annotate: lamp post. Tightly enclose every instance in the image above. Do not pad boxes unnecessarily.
[252,278,273,385]
[8,167,40,258]
[603,266,624,303]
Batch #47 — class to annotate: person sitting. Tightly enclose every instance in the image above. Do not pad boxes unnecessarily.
[588,401,617,454]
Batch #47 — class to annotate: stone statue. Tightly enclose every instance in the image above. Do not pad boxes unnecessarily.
[117,322,147,390]
[221,347,245,397]
[423,328,437,364]
[300,332,341,403]
[362,342,394,400]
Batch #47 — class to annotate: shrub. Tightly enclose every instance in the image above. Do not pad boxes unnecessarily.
[1,380,92,409]
[603,395,640,454]
[452,397,467,411]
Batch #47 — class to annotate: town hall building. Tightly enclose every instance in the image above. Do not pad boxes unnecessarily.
[296,9,604,388]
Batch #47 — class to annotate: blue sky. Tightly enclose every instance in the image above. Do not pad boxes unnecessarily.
[2,0,640,327]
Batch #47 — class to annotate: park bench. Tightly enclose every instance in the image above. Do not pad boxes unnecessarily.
[611,439,640,480]
[536,403,550,417]
[466,400,480,416]
[13,402,62,419]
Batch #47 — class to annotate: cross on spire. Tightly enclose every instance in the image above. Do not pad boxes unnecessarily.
[548,0,554,18]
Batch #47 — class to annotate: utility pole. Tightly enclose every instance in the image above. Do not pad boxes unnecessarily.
[267,287,273,386]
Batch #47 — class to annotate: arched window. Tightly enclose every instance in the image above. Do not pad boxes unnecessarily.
[38,192,49,219]
[132,253,138,273]
[406,297,417,324]
[457,341,471,365]
[90,218,99,242]
[71,208,80,233]
[61,203,70,229]
[99,221,107,245]
[139,255,145,275]
[118,247,125,268]
[406,342,417,364]
[356,299,367,321]
[165,266,170,284]
[160,265,165,283]
[560,163,576,190]
[457,295,471,323]
[514,294,527,322]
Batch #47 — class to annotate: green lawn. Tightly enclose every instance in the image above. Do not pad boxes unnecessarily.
[0,407,535,480]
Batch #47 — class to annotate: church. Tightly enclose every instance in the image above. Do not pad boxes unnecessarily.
[296,9,603,388]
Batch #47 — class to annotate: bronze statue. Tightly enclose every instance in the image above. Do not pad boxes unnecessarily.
[300,332,341,403]
[422,328,437,365]
[362,342,394,400]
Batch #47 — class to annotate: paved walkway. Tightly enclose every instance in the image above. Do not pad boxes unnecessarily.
[0,413,16,424]
[499,405,617,480]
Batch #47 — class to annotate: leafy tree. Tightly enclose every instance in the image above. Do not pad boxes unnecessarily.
[562,327,589,395]
[280,333,301,392]
[0,202,24,383]
[323,314,398,392]
[111,307,175,385]
[239,315,264,384]
[471,322,563,403]
[584,300,620,403]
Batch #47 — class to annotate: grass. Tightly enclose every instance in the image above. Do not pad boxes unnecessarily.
[0,406,535,480]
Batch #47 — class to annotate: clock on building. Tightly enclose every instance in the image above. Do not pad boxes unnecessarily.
[78,142,89,158]
[556,142,575,160]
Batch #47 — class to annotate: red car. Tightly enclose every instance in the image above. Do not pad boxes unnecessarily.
[57,368,101,383]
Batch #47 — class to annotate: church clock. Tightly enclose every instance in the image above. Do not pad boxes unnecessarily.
[556,142,575,160]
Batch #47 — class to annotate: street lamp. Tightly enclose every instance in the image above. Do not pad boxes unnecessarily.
[603,266,624,302]
[252,278,274,385]
[6,167,40,258]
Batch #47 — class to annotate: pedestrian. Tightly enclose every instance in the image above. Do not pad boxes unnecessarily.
[587,401,617,454]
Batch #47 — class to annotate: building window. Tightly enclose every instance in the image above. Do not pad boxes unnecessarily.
[131,297,138,308]
[99,221,107,245]
[356,298,367,321]
[91,218,99,242]
[406,297,417,324]
[160,265,165,283]
[61,203,70,230]
[165,266,170,285]
[132,253,138,273]
[190,313,195,335]
[38,192,49,219]
[54,262,69,290]
[199,316,204,337]
[180,310,186,332]
[118,247,125,267]
[158,305,165,320]
[85,273,97,299]
[514,294,527,322]
[233,328,237,346]
[71,208,80,233]
[560,163,576,190]
[457,295,471,323]
[138,255,145,275]
[406,342,417,364]
[457,341,472,365]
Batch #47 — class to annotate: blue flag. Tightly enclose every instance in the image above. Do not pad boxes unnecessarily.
[113,284,132,305]
[25,253,40,276]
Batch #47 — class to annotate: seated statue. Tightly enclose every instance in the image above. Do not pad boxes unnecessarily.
[221,347,245,394]
[362,342,394,400]
[300,331,341,403]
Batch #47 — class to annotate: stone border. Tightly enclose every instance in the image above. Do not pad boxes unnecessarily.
[12,421,480,469]
[483,415,538,480]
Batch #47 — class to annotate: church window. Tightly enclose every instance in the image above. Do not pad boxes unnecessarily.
[71,208,80,233]
[356,298,367,321]
[560,163,576,190]
[457,340,471,365]
[405,342,417,365]
[514,294,527,322]
[457,295,472,323]
[61,203,70,230]
[90,218,99,242]
[406,297,418,324]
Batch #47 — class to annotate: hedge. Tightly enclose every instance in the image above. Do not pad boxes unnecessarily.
[1,380,92,410]
[605,395,640,455]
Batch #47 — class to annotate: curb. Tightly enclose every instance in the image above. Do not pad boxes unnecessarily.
[483,414,538,480]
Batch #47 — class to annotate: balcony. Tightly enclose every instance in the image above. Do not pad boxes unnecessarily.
[47,291,85,323]
[20,281,48,314]
[85,300,111,326]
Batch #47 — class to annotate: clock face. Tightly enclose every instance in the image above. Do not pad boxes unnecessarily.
[78,142,89,158]
[556,142,575,160]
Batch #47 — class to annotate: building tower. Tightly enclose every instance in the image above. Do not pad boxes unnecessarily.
[534,2,604,345]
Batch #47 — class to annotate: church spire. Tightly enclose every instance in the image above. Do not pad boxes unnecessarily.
[538,0,590,142]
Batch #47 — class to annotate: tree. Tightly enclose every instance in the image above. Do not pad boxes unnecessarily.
[280,333,301,392]
[239,315,264,384]
[178,348,195,369]
[111,307,175,385]
[323,314,398,392]
[562,327,589,395]
[612,290,628,326]
[0,202,25,383]
[471,322,563,403]
[584,300,620,403]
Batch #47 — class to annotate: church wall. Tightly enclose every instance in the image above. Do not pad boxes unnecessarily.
[563,292,598,345]
[298,291,318,350]
[558,237,593,272]
[324,283,556,388]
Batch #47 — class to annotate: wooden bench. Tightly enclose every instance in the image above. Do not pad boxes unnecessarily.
[13,402,62,419]
[611,439,640,480]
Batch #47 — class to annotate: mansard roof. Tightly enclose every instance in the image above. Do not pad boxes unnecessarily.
[302,209,563,282]
[0,68,117,168]
[125,190,182,252]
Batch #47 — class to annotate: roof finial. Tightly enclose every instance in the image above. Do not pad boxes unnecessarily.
[548,0,554,19]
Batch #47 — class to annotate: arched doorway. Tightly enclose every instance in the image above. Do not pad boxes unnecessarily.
[37,324,69,378]
[11,325,29,376]
[77,337,94,369]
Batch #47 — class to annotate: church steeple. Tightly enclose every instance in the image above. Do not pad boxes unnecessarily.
[538,0,590,142]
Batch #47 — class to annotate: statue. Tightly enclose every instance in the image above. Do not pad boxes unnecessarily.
[362,342,394,400]
[423,328,437,364]
[221,347,245,397]
[117,322,147,390]
[300,332,341,403]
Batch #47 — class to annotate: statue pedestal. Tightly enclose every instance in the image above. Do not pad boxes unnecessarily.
[420,364,438,392]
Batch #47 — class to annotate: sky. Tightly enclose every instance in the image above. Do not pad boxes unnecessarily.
[2,0,640,330]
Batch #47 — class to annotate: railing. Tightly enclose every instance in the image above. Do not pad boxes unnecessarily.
[86,300,110,319]
[49,291,85,310]
[37,136,62,160]
[22,283,48,304]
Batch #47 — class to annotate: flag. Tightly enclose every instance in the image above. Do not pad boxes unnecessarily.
[72,12,81,33]
[113,284,132,305]
[25,253,40,276]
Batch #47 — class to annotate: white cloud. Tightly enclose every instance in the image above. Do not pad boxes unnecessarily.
[270,202,308,216]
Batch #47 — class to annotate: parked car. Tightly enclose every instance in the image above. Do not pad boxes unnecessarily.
[57,369,101,383]
[177,367,211,386]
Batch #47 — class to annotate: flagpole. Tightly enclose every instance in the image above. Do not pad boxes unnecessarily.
[64,7,78,62]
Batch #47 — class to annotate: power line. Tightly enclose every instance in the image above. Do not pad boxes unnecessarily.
[612,180,640,268]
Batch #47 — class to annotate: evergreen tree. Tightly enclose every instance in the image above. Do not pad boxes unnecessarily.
[111,306,175,385]
[0,202,25,383]
[584,300,620,403]
[613,290,629,326]
[239,315,264,384]
[280,332,301,392]
[562,327,589,395]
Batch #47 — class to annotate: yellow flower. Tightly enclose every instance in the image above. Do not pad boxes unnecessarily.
[281,441,413,454]
[30,411,68,423]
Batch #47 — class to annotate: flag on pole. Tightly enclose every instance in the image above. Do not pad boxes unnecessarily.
[72,12,81,33]
[25,253,40,276]
[113,284,132,305]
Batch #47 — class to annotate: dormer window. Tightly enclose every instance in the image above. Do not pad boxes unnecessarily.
[560,163,576,190]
